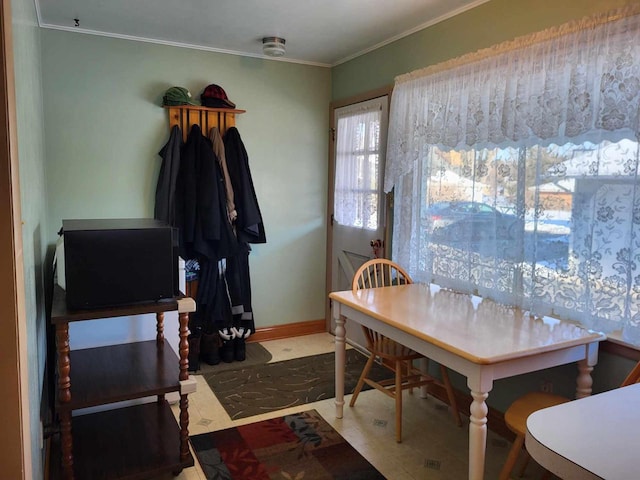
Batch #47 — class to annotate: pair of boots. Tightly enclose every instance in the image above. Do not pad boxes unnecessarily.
[187,329,221,372]
[218,327,247,363]
[187,327,250,371]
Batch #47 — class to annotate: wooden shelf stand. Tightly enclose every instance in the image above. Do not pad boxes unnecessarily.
[51,286,196,479]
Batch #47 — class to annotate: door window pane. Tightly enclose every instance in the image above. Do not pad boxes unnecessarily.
[334,98,386,230]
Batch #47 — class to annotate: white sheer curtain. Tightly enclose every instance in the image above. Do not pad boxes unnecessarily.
[385,9,640,343]
[334,97,386,230]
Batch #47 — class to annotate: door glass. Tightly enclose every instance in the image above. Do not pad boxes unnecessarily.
[334,98,385,230]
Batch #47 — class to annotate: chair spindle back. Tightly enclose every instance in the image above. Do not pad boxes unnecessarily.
[352,258,412,292]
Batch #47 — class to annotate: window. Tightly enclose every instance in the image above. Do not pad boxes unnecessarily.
[418,140,639,329]
[385,9,640,343]
[334,98,386,230]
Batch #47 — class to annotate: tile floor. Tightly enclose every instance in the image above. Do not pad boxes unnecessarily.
[165,332,546,480]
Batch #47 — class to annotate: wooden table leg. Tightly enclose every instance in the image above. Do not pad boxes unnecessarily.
[576,359,594,399]
[334,313,346,419]
[56,323,73,479]
[468,390,489,480]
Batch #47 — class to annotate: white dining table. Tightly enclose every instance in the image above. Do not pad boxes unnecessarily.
[526,382,640,479]
[329,283,606,480]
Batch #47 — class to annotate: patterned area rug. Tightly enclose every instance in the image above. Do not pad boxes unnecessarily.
[190,409,385,480]
[203,349,393,420]
[196,341,273,374]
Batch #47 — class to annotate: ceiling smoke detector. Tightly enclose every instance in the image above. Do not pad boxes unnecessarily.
[262,37,286,57]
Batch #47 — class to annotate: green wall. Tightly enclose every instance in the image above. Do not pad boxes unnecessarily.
[11,0,48,477]
[41,30,331,345]
[332,0,634,101]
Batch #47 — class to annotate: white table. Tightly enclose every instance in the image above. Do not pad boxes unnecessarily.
[329,283,606,480]
[526,382,640,479]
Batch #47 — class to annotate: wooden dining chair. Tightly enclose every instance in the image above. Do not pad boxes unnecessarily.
[349,258,462,443]
[499,357,640,480]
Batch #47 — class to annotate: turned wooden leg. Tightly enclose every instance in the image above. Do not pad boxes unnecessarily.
[177,302,192,460]
[59,410,73,480]
[178,310,189,382]
[157,311,166,402]
[179,394,190,461]
[576,359,594,399]
[56,323,74,479]
[334,313,346,418]
[156,311,165,346]
[469,390,489,480]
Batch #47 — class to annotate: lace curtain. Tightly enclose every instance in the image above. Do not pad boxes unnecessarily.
[334,97,386,230]
[385,9,640,343]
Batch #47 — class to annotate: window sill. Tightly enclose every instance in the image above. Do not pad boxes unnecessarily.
[601,331,640,360]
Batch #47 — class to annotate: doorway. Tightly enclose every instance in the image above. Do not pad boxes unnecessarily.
[326,89,390,349]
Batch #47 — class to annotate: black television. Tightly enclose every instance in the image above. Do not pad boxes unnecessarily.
[60,218,178,310]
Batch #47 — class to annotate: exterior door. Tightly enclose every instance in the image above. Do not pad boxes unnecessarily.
[328,94,389,350]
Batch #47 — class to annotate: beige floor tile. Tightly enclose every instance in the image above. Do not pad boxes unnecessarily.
[168,333,534,480]
[260,331,339,362]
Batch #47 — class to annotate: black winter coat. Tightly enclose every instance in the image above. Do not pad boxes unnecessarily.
[176,125,237,261]
[223,127,266,244]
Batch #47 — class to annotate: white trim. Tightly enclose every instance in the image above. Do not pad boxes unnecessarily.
[331,0,491,66]
[37,23,333,68]
[33,0,491,68]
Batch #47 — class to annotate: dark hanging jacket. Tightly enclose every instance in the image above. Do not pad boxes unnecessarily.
[223,127,266,244]
[222,127,266,335]
[154,125,182,226]
[176,124,237,261]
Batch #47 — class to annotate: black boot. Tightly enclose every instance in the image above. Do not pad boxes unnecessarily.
[218,328,235,363]
[187,331,201,372]
[200,332,221,365]
[219,339,234,363]
[234,337,246,362]
[232,326,251,361]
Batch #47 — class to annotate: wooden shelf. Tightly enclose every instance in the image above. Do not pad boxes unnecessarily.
[164,104,245,141]
[70,402,193,479]
[163,104,246,115]
[50,285,180,324]
[58,341,180,411]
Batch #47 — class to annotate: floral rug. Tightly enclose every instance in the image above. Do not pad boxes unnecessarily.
[190,409,385,479]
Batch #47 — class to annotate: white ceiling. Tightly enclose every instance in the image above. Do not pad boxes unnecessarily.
[35,0,489,67]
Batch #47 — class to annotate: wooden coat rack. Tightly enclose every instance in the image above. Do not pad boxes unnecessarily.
[165,104,246,140]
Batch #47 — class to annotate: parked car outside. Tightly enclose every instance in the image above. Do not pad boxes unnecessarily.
[425,201,524,241]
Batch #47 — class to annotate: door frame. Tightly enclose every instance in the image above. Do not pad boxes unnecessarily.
[325,85,392,331]
[0,0,31,477]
